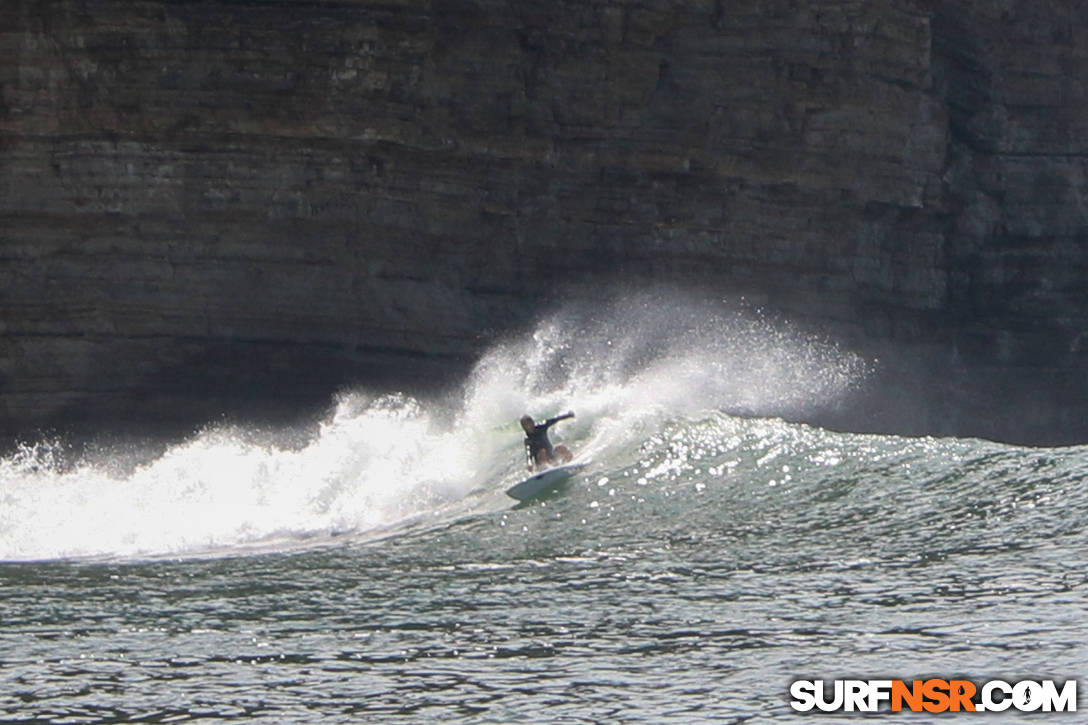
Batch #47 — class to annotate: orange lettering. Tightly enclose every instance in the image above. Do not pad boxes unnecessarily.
[892,680,924,712]
[948,680,976,711]
[922,679,951,713]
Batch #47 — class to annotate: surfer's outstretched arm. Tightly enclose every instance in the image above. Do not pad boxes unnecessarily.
[543,411,575,428]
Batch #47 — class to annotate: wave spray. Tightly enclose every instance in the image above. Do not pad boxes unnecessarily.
[0,294,868,560]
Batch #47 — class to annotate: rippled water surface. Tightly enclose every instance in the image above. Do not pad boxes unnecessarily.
[4,415,1087,722]
[2,304,1086,721]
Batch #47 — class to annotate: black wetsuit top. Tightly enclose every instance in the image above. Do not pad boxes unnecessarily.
[524,415,570,464]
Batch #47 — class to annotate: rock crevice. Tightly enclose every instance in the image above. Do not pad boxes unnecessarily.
[2,0,1086,444]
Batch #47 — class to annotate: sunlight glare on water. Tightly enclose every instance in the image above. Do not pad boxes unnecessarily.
[0,295,865,562]
[1,297,1086,722]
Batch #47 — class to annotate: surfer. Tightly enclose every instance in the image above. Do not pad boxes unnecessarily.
[521,411,575,470]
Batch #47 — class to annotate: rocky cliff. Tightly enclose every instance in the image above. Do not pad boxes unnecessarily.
[2,0,1087,444]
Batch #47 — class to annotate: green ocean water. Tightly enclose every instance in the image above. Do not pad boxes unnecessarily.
[2,303,1085,722]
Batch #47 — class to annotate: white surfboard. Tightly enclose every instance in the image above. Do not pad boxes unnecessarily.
[505,462,588,502]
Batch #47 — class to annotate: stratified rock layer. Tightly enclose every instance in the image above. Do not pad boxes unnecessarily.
[2,0,1086,444]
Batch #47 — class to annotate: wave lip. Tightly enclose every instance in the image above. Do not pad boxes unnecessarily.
[0,296,871,562]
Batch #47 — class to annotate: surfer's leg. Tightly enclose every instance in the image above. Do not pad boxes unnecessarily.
[535,449,550,468]
[554,445,572,464]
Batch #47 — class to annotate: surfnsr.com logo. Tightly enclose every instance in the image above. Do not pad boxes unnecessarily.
[790,679,1077,713]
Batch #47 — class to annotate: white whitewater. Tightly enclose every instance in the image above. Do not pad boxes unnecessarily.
[0,295,869,561]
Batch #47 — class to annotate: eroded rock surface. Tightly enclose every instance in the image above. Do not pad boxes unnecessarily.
[1,1,1086,443]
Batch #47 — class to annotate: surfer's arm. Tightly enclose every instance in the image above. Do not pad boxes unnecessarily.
[543,411,575,428]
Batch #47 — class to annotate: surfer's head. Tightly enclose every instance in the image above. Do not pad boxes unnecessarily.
[520,415,535,434]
